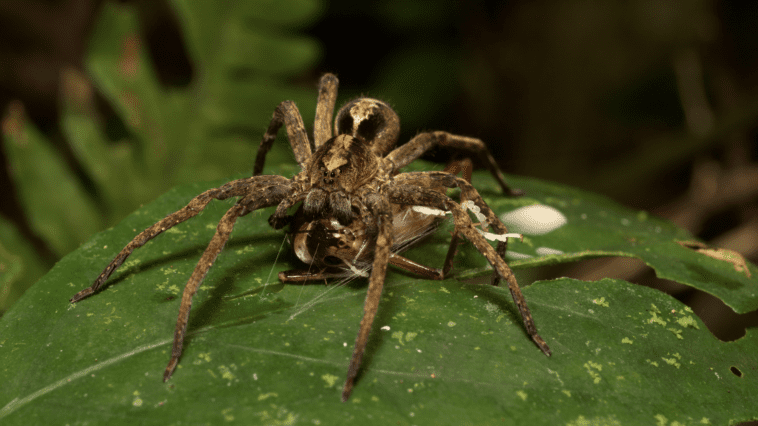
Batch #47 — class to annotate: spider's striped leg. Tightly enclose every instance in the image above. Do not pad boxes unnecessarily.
[342,195,393,402]
[164,185,291,381]
[387,184,551,357]
[313,73,338,149]
[254,101,311,175]
[163,202,246,381]
[438,158,472,277]
[394,171,514,286]
[70,176,290,303]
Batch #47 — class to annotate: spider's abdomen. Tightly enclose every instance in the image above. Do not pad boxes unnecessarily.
[334,98,400,156]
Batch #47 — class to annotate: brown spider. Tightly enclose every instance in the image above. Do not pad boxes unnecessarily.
[70,73,551,402]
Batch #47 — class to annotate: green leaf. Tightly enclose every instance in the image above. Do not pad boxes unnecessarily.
[1,171,756,424]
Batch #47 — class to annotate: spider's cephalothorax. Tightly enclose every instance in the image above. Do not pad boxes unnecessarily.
[70,73,550,403]
[301,134,380,226]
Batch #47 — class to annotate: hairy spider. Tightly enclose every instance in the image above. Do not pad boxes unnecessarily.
[70,73,551,402]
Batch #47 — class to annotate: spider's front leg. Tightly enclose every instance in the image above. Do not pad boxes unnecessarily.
[70,176,289,303]
[387,184,551,357]
[254,74,339,175]
[341,193,393,402]
[69,176,292,383]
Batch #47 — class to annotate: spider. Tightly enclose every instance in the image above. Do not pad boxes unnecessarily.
[70,73,551,402]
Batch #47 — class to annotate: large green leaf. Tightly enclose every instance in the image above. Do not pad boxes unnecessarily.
[1,170,756,425]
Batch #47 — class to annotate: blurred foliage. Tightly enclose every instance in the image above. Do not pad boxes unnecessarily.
[0,0,324,313]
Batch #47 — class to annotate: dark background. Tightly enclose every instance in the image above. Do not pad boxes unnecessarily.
[1,0,757,344]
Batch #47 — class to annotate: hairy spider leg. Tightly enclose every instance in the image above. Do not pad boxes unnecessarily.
[70,176,290,303]
[436,157,472,277]
[386,131,523,197]
[341,194,393,402]
[313,74,338,149]
[394,170,514,278]
[254,101,311,176]
[368,158,478,280]
[254,74,338,176]
[387,182,551,357]
[386,130,526,286]
[163,202,248,380]
[163,183,291,381]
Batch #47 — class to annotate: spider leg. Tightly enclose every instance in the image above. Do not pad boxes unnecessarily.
[394,171,511,281]
[439,158,472,277]
[387,184,551,357]
[278,269,351,282]
[313,73,338,149]
[163,201,247,381]
[253,100,312,175]
[388,253,443,279]
[163,184,291,381]
[385,131,523,196]
[70,176,290,303]
[342,194,393,402]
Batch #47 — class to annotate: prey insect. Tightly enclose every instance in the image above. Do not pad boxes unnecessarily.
[70,73,551,401]
[281,158,473,283]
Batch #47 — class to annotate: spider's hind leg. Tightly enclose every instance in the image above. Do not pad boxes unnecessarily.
[386,131,523,196]
[387,183,551,357]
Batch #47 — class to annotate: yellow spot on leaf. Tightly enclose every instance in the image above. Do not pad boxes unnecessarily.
[567,415,621,426]
[592,297,609,307]
[655,414,667,426]
[258,392,278,401]
[583,361,602,384]
[321,373,339,388]
[221,407,234,421]
[218,365,236,381]
[661,357,681,368]
[676,316,699,329]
